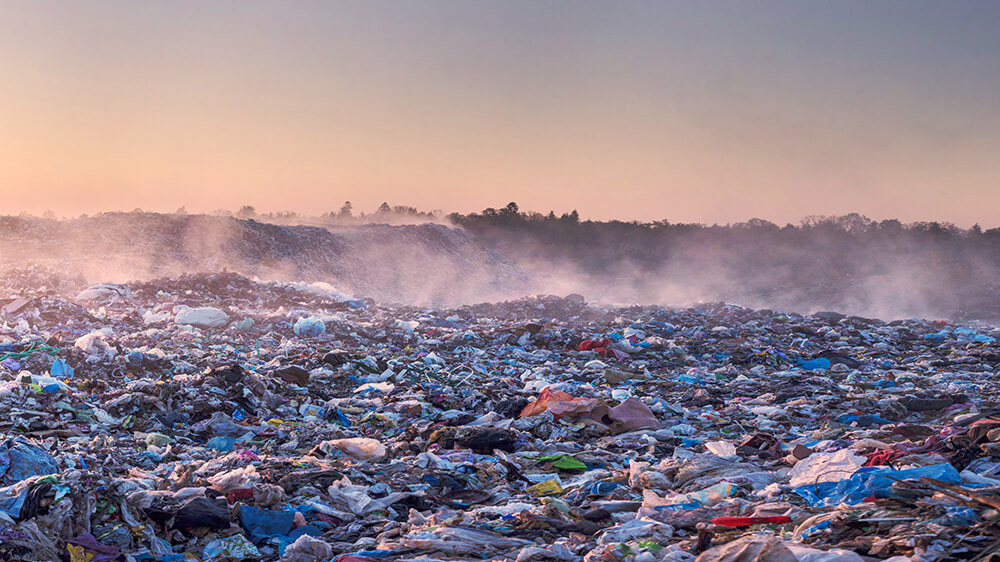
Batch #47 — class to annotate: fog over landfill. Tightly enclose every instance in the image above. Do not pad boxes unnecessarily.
[4,2,1000,562]
[3,206,1000,322]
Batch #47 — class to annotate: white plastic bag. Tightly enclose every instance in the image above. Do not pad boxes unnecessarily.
[788,449,865,488]
[174,306,229,328]
[326,437,386,460]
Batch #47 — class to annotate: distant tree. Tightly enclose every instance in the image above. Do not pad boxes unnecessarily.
[236,205,257,219]
[175,206,188,215]
[377,202,391,214]
[836,213,872,233]
[877,219,903,233]
[42,210,56,220]
[736,218,778,231]
[800,215,834,229]
[911,221,951,237]
[338,201,353,218]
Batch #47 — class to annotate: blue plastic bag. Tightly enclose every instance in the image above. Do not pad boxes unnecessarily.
[796,357,831,370]
[0,482,29,519]
[50,358,74,378]
[206,436,237,452]
[0,438,58,484]
[836,414,893,427]
[923,331,950,342]
[293,317,326,337]
[793,463,961,507]
[238,505,296,543]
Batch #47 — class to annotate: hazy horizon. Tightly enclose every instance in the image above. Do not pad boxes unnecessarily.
[2,1,999,226]
[6,206,1000,232]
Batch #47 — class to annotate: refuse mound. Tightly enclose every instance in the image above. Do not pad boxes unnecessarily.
[0,213,526,306]
[0,275,998,560]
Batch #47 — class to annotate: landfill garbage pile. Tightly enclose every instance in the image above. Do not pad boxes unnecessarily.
[0,213,525,306]
[3,272,1000,560]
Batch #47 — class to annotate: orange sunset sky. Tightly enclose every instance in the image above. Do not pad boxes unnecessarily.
[1,1,999,225]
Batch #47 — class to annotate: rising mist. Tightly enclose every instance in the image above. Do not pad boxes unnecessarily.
[1,207,997,320]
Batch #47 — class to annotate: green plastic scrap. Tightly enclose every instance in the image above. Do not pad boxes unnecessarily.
[0,340,59,362]
[530,455,588,472]
[55,401,95,423]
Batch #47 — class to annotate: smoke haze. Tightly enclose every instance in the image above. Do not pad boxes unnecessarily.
[0,209,997,321]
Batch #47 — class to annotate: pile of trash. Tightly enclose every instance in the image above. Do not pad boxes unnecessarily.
[0,271,999,560]
[0,213,526,306]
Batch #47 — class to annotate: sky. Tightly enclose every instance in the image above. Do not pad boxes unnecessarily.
[1,1,999,226]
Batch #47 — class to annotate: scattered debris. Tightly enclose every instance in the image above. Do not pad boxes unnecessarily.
[0,270,997,560]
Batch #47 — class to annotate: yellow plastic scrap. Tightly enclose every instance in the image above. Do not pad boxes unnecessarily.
[67,544,94,562]
[527,479,563,496]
